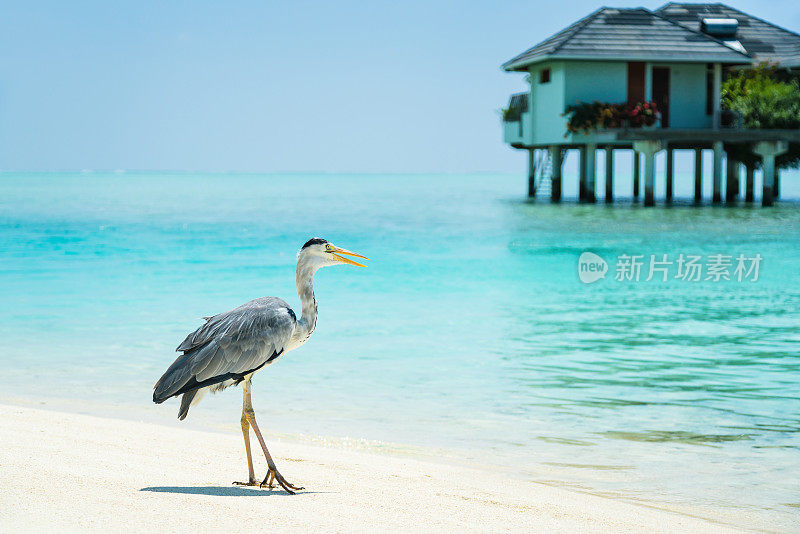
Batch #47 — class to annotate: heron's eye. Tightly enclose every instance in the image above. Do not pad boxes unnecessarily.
[325,244,333,252]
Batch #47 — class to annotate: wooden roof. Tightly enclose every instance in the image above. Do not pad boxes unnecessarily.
[657,3,800,68]
[503,6,753,71]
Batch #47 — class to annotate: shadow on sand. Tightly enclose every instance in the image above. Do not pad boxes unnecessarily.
[140,486,320,497]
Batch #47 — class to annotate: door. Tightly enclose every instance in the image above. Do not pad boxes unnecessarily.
[627,62,645,103]
[652,67,670,128]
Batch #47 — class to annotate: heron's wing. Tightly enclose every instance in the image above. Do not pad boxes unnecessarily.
[176,297,292,352]
[153,297,296,403]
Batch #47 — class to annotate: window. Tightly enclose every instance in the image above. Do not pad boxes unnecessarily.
[539,68,551,84]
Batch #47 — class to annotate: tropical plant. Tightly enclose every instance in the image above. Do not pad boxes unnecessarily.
[501,107,519,121]
[722,64,800,169]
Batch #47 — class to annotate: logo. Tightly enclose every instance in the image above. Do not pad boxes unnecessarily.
[578,252,608,284]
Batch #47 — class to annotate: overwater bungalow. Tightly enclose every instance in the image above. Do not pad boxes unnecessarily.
[502,3,800,206]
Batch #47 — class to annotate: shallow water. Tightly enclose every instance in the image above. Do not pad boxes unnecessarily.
[1,171,798,529]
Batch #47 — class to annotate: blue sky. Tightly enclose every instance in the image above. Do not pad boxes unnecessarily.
[0,1,798,173]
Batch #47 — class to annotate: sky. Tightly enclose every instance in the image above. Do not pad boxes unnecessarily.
[0,1,799,173]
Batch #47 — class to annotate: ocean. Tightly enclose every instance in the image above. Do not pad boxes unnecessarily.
[1,170,798,529]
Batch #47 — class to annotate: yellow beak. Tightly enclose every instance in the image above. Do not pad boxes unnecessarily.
[330,246,369,267]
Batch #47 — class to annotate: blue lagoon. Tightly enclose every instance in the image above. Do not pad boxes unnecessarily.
[1,171,798,529]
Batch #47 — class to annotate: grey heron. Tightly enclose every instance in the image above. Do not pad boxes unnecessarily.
[153,238,368,493]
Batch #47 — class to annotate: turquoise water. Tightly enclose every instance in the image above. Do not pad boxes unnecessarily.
[1,171,799,528]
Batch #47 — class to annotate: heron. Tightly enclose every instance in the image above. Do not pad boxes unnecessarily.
[152,238,368,494]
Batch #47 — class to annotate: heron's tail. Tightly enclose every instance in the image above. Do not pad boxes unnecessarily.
[177,389,198,420]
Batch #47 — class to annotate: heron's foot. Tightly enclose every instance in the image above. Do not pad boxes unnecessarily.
[260,471,276,489]
[233,479,259,487]
[261,467,304,494]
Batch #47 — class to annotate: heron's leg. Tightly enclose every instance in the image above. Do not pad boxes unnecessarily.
[246,412,302,493]
[242,385,304,494]
[233,378,258,486]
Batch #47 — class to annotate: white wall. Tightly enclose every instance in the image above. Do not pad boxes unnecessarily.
[564,61,628,106]
[529,61,566,146]
[530,60,628,146]
[518,59,718,147]
[659,62,713,129]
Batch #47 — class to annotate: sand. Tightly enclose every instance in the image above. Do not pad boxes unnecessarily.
[0,403,744,533]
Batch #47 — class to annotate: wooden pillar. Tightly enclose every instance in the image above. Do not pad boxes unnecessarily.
[644,153,655,206]
[633,151,640,200]
[586,144,597,203]
[579,144,597,203]
[754,141,788,207]
[549,146,562,203]
[762,154,776,207]
[726,156,740,203]
[634,140,663,207]
[605,148,614,202]
[712,141,723,203]
[694,148,703,203]
[527,149,536,198]
[732,162,741,198]
[578,147,587,202]
[744,165,754,203]
[665,147,674,203]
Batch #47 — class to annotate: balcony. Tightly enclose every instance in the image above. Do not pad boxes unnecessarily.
[502,93,532,147]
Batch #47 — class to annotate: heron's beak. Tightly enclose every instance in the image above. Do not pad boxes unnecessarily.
[330,246,369,267]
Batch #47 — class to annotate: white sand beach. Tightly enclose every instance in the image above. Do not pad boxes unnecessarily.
[0,403,747,533]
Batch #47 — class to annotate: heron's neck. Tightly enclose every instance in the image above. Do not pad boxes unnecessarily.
[295,260,318,337]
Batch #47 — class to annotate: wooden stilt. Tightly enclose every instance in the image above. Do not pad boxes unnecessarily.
[605,148,613,203]
[762,155,776,207]
[527,149,536,198]
[579,147,587,202]
[644,153,655,207]
[550,146,562,203]
[694,148,703,204]
[633,140,663,207]
[745,165,754,203]
[754,141,788,207]
[712,141,723,203]
[726,156,739,202]
[633,151,640,200]
[665,147,674,203]
[584,145,597,203]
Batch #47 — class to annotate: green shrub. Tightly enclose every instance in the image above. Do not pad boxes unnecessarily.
[722,64,800,169]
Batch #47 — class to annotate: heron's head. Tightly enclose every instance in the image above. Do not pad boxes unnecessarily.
[298,238,368,269]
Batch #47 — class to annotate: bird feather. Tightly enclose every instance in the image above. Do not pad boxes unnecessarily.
[153,297,297,406]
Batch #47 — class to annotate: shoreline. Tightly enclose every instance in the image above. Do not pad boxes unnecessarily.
[0,402,755,533]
